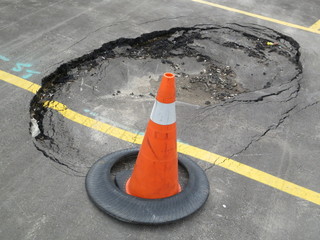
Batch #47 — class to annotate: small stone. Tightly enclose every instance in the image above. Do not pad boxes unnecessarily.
[205,101,211,105]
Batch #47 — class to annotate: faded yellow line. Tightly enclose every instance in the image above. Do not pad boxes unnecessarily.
[310,20,320,30]
[192,0,320,34]
[1,70,320,205]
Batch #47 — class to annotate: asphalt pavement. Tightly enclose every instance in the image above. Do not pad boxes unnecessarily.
[0,0,319,239]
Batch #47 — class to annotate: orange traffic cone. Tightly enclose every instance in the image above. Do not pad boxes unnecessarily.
[126,72,180,199]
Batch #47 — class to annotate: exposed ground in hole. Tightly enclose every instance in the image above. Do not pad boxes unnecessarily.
[29,24,302,175]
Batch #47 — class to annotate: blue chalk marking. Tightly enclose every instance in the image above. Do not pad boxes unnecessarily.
[84,109,97,116]
[12,63,32,72]
[22,69,41,79]
[0,55,10,61]
[83,108,144,136]
[21,73,33,79]
[0,56,40,79]
[26,69,41,74]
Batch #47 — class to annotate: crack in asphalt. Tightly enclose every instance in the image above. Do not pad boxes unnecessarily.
[138,16,188,26]
[204,155,231,171]
[204,88,315,174]
[58,20,130,53]
[229,104,298,159]
[204,81,302,172]
[204,164,215,172]
[33,142,83,177]
[201,64,302,173]
[230,86,295,103]
[194,81,300,123]
[295,100,320,113]
[222,79,302,161]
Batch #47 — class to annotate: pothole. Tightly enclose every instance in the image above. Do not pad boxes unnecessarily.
[29,23,302,175]
[31,24,300,108]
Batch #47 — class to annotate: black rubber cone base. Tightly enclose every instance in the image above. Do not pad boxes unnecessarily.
[85,148,210,225]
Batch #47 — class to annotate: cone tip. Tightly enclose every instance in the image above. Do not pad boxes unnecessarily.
[163,72,175,79]
[157,72,176,103]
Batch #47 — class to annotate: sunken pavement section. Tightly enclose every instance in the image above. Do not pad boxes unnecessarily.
[29,24,302,175]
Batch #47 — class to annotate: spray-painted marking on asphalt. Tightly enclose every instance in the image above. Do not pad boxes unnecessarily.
[0,55,10,61]
[0,70,319,205]
[192,0,320,35]
[0,54,42,79]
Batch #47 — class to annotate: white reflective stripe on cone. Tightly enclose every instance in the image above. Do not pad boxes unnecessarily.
[150,100,176,125]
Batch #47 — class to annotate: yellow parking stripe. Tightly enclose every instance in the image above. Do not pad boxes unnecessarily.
[178,143,319,204]
[310,20,320,30]
[0,70,40,94]
[192,0,320,34]
[1,70,319,205]
[43,100,143,144]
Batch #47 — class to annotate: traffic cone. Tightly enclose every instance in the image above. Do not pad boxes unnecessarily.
[126,72,180,199]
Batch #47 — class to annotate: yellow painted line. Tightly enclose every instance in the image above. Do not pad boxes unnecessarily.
[43,100,143,144]
[192,0,320,35]
[0,70,41,94]
[310,20,320,30]
[1,70,320,205]
[177,143,320,205]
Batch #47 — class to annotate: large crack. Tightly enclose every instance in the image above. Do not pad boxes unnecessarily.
[202,81,306,172]
[32,142,83,176]
[229,104,298,159]
[225,78,302,160]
